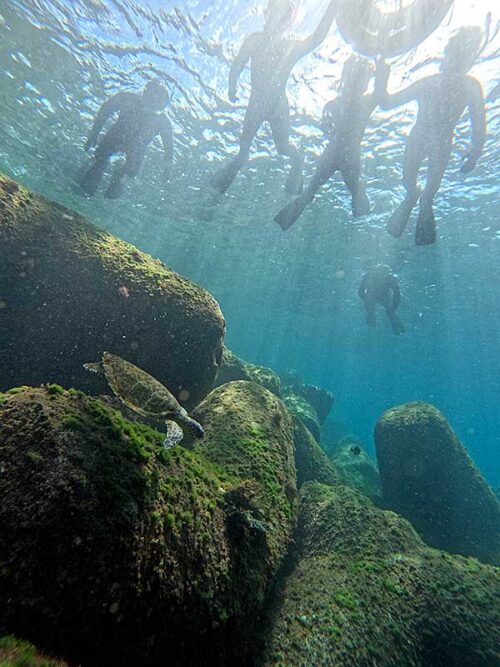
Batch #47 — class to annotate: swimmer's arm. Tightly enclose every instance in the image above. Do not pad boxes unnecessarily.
[159,117,173,176]
[84,92,130,151]
[228,34,257,102]
[375,60,424,110]
[461,77,486,173]
[292,0,339,60]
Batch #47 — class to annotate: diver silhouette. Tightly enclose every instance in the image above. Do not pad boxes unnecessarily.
[210,0,339,196]
[274,54,382,231]
[78,80,173,199]
[358,265,405,336]
[377,27,486,245]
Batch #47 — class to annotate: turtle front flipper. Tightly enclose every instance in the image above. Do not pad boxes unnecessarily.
[163,420,184,449]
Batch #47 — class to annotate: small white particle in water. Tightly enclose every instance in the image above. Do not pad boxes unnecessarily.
[467,427,475,435]
[130,341,139,351]
[109,602,119,615]
[468,243,479,247]
[335,269,345,279]
[62,213,74,220]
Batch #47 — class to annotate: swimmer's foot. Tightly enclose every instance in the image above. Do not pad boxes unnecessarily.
[274,198,305,231]
[389,314,406,335]
[105,176,124,200]
[210,161,240,194]
[352,188,370,218]
[285,170,303,195]
[366,313,376,328]
[386,198,414,237]
[415,203,436,245]
[78,165,104,196]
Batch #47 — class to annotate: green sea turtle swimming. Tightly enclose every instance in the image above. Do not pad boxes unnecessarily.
[84,351,204,449]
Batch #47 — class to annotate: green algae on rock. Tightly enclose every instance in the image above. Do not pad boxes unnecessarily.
[213,346,252,388]
[0,384,296,666]
[261,483,500,667]
[288,383,334,425]
[243,364,283,398]
[0,174,225,408]
[282,388,321,442]
[292,417,340,488]
[375,402,500,566]
[330,436,382,501]
[0,636,68,667]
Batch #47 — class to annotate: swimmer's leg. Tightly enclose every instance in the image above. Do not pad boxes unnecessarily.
[210,103,262,194]
[415,143,450,246]
[274,145,338,231]
[365,302,376,328]
[106,150,144,200]
[341,161,370,218]
[270,105,304,195]
[78,131,116,196]
[386,309,406,335]
[387,131,424,238]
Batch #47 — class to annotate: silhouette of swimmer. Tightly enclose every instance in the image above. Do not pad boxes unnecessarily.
[210,0,339,196]
[377,27,486,245]
[358,265,405,336]
[79,81,173,199]
[275,55,380,231]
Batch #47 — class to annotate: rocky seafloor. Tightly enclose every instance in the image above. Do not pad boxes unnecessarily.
[0,175,499,666]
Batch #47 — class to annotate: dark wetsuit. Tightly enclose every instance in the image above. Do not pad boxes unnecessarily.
[358,266,405,335]
[79,91,172,199]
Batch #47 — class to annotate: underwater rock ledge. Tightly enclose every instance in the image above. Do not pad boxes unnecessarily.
[261,483,500,667]
[0,174,225,408]
[375,401,500,566]
[0,382,296,667]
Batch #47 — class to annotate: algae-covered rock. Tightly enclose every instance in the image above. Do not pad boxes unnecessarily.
[290,384,334,425]
[0,636,68,667]
[330,436,382,501]
[292,417,339,488]
[213,347,251,388]
[375,402,500,565]
[0,383,296,666]
[261,483,500,667]
[244,364,283,397]
[282,388,320,442]
[0,174,225,408]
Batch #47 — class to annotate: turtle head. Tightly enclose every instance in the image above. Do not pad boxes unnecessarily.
[83,361,104,376]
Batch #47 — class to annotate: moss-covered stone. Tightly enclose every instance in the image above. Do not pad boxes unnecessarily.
[330,436,382,501]
[292,417,339,488]
[375,402,500,565]
[289,384,334,425]
[282,388,320,442]
[213,347,251,388]
[0,174,225,408]
[0,637,68,667]
[0,383,296,666]
[261,483,500,667]
[244,364,283,398]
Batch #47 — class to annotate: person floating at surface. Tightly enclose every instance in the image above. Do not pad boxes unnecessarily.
[78,80,173,199]
[377,26,486,245]
[210,0,339,196]
[275,54,381,231]
[358,265,405,336]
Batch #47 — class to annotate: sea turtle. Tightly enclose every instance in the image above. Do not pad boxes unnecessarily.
[84,351,204,449]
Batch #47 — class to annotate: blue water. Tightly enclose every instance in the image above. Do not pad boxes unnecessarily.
[0,0,499,486]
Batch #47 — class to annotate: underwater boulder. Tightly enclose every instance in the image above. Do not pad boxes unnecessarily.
[0,636,68,667]
[213,346,251,388]
[330,436,382,501]
[243,363,283,397]
[0,383,296,666]
[375,402,500,566]
[289,384,334,425]
[0,174,225,409]
[292,417,340,488]
[282,388,321,442]
[261,482,500,667]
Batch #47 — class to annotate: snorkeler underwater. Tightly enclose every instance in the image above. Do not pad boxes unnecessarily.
[0,0,499,665]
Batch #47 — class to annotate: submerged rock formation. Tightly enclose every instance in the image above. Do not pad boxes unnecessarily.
[375,402,500,566]
[0,636,68,667]
[288,384,334,425]
[282,388,321,442]
[261,483,500,667]
[0,382,296,667]
[244,364,283,398]
[292,417,339,488]
[0,174,225,408]
[213,347,251,387]
[330,436,382,501]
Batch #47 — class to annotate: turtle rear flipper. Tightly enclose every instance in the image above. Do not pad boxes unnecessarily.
[163,420,184,449]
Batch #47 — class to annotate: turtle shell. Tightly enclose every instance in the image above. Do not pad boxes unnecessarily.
[101,352,181,420]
